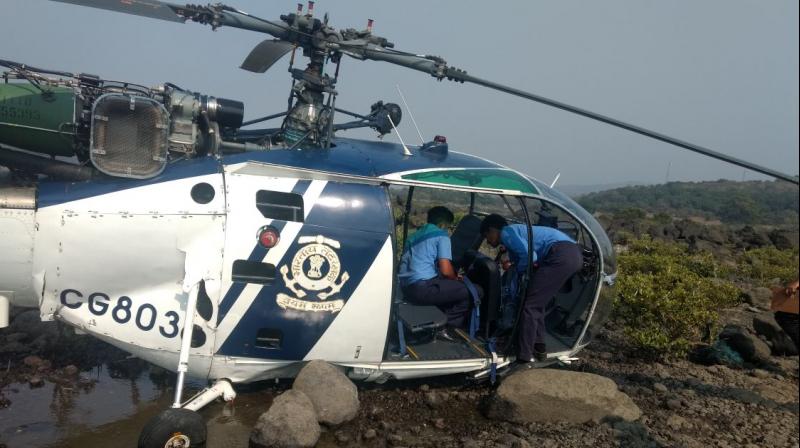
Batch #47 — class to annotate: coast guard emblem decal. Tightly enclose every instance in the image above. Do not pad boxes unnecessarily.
[277,235,350,313]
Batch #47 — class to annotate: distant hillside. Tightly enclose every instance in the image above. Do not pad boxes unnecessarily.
[577,180,799,226]
[558,181,650,198]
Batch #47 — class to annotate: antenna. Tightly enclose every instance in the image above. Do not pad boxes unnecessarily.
[550,172,561,188]
[387,114,412,156]
[396,84,425,145]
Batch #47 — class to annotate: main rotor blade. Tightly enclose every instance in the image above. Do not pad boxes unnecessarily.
[51,0,188,23]
[51,0,291,38]
[352,46,797,184]
[241,40,294,73]
[452,70,798,185]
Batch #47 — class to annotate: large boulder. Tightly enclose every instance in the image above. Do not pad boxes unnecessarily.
[250,389,320,448]
[743,287,773,310]
[718,325,772,364]
[753,315,798,356]
[486,369,641,424]
[292,360,359,426]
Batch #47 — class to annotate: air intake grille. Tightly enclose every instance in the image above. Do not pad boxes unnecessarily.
[90,94,169,179]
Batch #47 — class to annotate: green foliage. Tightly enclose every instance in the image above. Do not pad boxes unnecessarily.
[736,247,800,287]
[614,237,740,357]
[578,180,799,225]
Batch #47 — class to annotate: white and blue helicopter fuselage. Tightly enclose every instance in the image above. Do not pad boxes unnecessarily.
[1,138,616,393]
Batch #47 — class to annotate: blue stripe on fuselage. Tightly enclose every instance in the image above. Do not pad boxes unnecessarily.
[215,180,313,326]
[37,156,221,208]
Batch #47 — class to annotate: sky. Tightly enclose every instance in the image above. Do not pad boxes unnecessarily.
[1,0,797,186]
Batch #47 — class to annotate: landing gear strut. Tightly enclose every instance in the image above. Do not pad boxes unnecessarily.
[138,284,236,448]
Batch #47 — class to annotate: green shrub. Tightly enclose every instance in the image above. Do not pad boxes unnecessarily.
[614,236,740,357]
[735,246,799,287]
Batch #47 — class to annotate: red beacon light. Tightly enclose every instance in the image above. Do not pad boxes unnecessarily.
[258,226,280,248]
[367,19,374,33]
[433,135,447,143]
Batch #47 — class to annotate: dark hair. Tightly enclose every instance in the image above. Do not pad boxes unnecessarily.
[427,206,455,227]
[480,214,508,234]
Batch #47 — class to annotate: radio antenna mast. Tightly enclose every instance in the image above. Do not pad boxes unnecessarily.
[396,84,425,145]
[550,172,561,188]
[388,113,412,156]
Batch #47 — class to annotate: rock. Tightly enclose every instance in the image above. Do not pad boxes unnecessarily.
[497,433,532,448]
[23,355,44,368]
[510,426,529,438]
[433,418,446,429]
[28,376,44,388]
[334,430,350,444]
[743,287,773,309]
[292,360,359,426]
[486,369,641,424]
[363,428,377,440]
[753,315,798,356]
[424,391,443,408]
[419,384,430,392]
[250,389,320,448]
[665,398,682,410]
[598,351,613,361]
[751,369,770,379]
[63,365,79,376]
[718,325,772,364]
[652,382,668,394]
[667,415,688,430]
[9,310,57,339]
[386,433,403,445]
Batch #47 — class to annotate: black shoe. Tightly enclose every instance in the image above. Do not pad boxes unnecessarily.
[436,328,457,343]
[533,343,547,362]
[504,359,535,376]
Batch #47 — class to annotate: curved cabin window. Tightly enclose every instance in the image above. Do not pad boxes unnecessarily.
[401,168,538,194]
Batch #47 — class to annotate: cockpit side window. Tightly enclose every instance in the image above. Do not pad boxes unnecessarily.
[256,190,304,222]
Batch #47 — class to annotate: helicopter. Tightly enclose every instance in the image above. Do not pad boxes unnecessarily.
[1,1,797,447]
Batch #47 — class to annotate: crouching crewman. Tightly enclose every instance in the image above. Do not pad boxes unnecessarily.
[480,214,582,366]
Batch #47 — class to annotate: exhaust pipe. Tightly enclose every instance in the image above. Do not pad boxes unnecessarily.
[0,148,95,181]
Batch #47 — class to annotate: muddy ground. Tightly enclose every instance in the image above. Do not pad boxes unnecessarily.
[1,304,798,448]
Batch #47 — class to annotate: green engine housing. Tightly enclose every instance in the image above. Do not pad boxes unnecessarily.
[0,83,79,157]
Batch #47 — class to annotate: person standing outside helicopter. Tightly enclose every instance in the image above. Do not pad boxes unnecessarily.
[480,214,582,365]
[772,279,799,349]
[399,206,475,336]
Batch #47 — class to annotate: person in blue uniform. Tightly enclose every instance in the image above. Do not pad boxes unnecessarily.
[399,206,474,333]
[480,214,583,364]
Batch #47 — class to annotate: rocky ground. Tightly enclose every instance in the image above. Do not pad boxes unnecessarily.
[1,301,798,448]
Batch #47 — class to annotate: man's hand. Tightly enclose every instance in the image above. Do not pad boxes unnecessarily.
[786,279,799,296]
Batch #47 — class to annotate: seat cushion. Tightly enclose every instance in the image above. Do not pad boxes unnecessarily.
[397,303,447,334]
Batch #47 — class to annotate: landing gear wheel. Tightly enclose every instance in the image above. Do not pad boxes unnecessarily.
[137,408,207,448]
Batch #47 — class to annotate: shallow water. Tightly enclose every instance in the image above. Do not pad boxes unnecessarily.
[0,363,287,448]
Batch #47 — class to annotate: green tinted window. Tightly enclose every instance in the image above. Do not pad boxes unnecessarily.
[401,169,538,194]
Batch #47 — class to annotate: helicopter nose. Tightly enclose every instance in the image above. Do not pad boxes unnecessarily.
[0,186,38,328]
